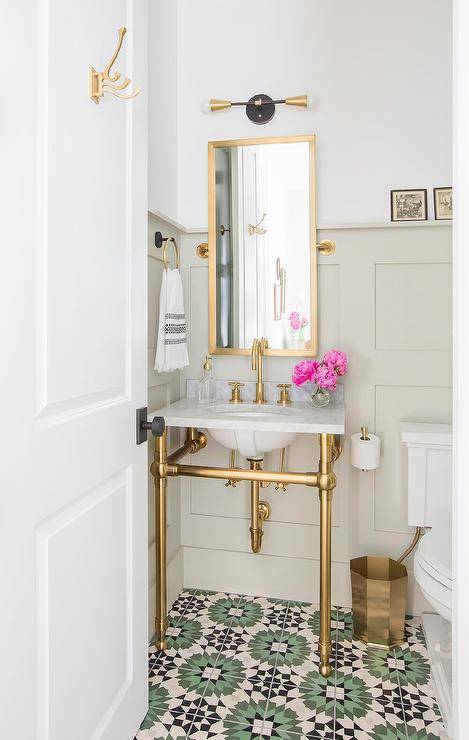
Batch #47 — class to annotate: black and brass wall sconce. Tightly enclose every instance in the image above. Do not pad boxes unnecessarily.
[89,27,141,104]
[201,93,312,125]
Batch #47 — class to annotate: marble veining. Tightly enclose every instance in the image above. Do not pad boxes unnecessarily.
[150,381,345,435]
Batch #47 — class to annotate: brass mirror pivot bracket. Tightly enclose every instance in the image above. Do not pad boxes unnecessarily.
[229,381,244,403]
[277,383,292,406]
[316,239,336,256]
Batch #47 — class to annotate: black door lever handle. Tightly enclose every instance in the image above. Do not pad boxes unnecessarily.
[136,408,165,444]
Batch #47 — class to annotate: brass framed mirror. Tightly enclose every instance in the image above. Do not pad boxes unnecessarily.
[208,134,317,356]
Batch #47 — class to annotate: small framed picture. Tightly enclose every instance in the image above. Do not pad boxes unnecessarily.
[433,187,452,220]
[390,189,428,222]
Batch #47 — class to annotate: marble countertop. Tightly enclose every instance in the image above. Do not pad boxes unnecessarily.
[149,395,345,435]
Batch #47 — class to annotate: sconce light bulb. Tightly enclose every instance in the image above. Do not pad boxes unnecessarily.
[305,94,314,110]
[201,99,212,114]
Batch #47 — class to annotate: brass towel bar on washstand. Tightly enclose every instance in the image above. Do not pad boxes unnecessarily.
[154,231,180,270]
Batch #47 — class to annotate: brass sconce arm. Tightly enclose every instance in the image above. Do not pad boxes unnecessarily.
[89,27,141,104]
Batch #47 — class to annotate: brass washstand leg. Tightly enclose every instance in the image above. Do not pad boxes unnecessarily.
[248,458,271,553]
[150,428,168,651]
[318,433,336,677]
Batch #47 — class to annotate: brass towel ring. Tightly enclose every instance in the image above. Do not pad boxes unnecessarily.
[154,231,180,270]
[162,238,180,269]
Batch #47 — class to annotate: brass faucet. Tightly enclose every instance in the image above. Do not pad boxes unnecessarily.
[251,337,269,404]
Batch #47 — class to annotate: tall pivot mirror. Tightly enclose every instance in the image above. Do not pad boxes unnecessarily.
[208,135,317,356]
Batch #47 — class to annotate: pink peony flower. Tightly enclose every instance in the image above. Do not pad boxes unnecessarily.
[288,311,301,331]
[323,349,348,376]
[315,364,337,391]
[292,360,319,386]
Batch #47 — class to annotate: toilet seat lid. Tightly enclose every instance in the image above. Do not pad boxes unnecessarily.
[417,526,452,588]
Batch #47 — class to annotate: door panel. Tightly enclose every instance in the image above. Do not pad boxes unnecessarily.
[1,0,148,738]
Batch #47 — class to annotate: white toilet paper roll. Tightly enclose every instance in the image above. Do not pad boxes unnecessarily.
[351,432,381,470]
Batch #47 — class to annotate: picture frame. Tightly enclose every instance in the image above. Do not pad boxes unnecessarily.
[433,186,452,220]
[390,189,428,222]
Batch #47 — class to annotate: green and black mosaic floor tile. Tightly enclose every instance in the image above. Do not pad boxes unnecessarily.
[136,590,447,739]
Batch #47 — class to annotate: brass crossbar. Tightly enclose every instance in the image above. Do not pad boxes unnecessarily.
[167,463,318,488]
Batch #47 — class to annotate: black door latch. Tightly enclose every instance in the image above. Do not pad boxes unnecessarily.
[136,407,165,445]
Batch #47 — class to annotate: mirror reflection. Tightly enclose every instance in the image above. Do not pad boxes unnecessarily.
[209,136,317,355]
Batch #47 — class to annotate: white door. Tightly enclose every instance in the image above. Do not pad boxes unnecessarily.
[1,2,148,739]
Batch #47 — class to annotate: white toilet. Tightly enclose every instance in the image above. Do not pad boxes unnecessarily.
[402,422,452,734]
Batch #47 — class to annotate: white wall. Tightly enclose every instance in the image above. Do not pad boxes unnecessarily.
[150,0,452,227]
[178,221,452,612]
[148,1,453,613]
[148,0,179,221]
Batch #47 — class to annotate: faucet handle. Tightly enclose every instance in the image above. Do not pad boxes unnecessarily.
[229,381,244,404]
[277,383,292,406]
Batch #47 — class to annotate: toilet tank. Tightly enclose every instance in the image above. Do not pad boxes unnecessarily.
[401,422,452,528]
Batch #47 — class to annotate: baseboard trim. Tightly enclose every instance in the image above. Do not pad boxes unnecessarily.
[182,546,352,605]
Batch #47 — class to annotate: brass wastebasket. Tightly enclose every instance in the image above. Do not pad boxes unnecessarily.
[350,556,407,649]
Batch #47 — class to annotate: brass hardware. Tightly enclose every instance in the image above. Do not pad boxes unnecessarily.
[251,337,269,403]
[332,435,343,462]
[208,99,232,112]
[248,213,267,236]
[204,95,309,118]
[318,433,336,677]
[167,428,207,465]
[208,135,318,357]
[197,242,209,260]
[219,224,231,236]
[316,239,336,256]
[397,527,423,563]
[153,429,168,650]
[350,556,407,649]
[277,383,292,406]
[285,94,308,107]
[229,381,244,404]
[274,259,286,320]
[248,459,271,553]
[275,448,287,492]
[89,27,141,104]
[225,450,238,488]
[149,425,339,675]
[360,426,370,441]
[186,427,208,453]
[167,462,319,488]
[155,235,180,270]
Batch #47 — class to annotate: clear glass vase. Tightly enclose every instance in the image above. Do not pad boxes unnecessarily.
[311,386,330,407]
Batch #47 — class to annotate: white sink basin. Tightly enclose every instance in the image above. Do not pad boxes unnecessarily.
[205,404,297,458]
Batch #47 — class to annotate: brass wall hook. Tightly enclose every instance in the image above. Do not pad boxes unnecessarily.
[89,27,141,104]
[249,213,267,236]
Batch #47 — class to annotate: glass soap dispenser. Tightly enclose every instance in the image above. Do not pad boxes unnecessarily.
[198,355,216,403]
